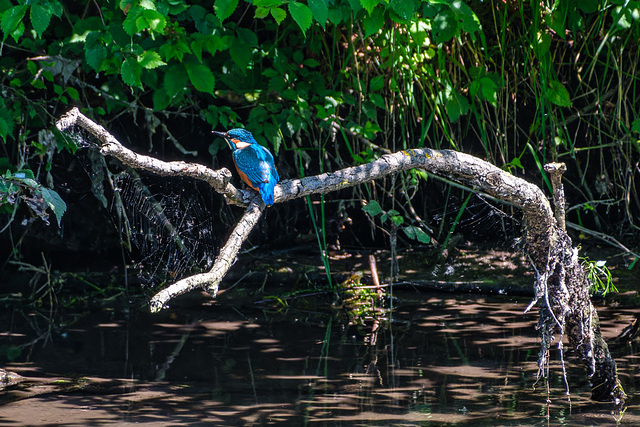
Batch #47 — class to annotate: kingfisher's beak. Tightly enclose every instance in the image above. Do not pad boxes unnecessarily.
[212,131,234,149]
[212,131,228,138]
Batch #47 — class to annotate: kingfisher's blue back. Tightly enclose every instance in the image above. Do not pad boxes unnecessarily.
[212,129,279,206]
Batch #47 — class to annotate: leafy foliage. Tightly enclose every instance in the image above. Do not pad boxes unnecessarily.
[363,200,430,244]
[0,168,66,227]
[581,257,618,296]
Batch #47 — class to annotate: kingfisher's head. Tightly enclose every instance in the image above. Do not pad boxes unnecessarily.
[212,128,256,151]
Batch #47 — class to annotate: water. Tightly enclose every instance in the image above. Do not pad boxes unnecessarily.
[1,289,638,426]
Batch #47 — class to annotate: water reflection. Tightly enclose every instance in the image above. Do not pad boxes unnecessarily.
[1,291,638,425]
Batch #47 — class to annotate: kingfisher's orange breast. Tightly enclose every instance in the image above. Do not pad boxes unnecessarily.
[234,163,259,191]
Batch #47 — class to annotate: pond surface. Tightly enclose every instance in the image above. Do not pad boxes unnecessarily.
[1,287,639,426]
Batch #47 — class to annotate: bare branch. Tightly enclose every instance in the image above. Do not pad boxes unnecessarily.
[56,107,248,205]
[149,197,264,312]
[55,109,624,402]
[56,108,556,304]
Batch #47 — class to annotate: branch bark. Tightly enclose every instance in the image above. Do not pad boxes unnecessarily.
[55,107,625,402]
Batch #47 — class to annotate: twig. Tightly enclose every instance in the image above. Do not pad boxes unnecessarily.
[566,221,640,260]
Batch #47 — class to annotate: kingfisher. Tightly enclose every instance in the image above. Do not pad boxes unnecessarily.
[212,128,279,206]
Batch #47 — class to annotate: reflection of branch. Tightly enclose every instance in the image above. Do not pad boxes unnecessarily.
[155,328,191,381]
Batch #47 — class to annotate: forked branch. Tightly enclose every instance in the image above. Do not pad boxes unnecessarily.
[56,108,624,402]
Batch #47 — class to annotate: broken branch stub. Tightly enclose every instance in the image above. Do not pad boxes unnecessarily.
[55,109,624,402]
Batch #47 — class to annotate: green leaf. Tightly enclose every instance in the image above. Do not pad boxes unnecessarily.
[138,50,166,69]
[252,0,282,7]
[67,87,80,100]
[630,118,640,134]
[303,58,320,68]
[547,80,572,107]
[85,31,107,72]
[547,1,568,38]
[214,0,239,22]
[40,187,67,227]
[110,21,130,47]
[158,0,189,15]
[390,0,415,21]
[507,156,523,170]
[363,6,385,37]
[449,0,481,35]
[264,123,283,155]
[328,8,342,25]
[359,0,378,15]
[185,61,215,94]
[230,35,252,70]
[164,63,188,97]
[362,200,383,216]
[534,31,551,59]
[1,5,28,41]
[308,0,328,28]
[13,169,36,180]
[370,93,385,109]
[414,227,431,243]
[254,6,269,19]
[122,6,141,35]
[138,9,166,33]
[383,210,404,225]
[152,89,172,111]
[0,108,15,142]
[30,4,52,37]
[432,8,456,44]
[403,225,416,240]
[369,75,385,92]
[121,57,142,88]
[577,0,599,13]
[479,76,498,104]
[139,0,157,10]
[288,2,313,35]
[237,27,258,46]
[445,90,470,122]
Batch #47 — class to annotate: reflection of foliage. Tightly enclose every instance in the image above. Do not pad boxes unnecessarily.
[581,257,618,296]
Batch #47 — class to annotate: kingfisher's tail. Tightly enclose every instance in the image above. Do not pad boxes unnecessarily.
[258,172,279,206]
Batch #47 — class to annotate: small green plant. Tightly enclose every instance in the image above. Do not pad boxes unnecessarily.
[0,168,66,229]
[581,257,618,296]
[362,200,431,245]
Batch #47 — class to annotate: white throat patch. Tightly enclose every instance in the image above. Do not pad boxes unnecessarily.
[232,139,252,149]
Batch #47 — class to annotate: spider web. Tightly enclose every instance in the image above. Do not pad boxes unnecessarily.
[113,172,218,288]
[432,193,522,243]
